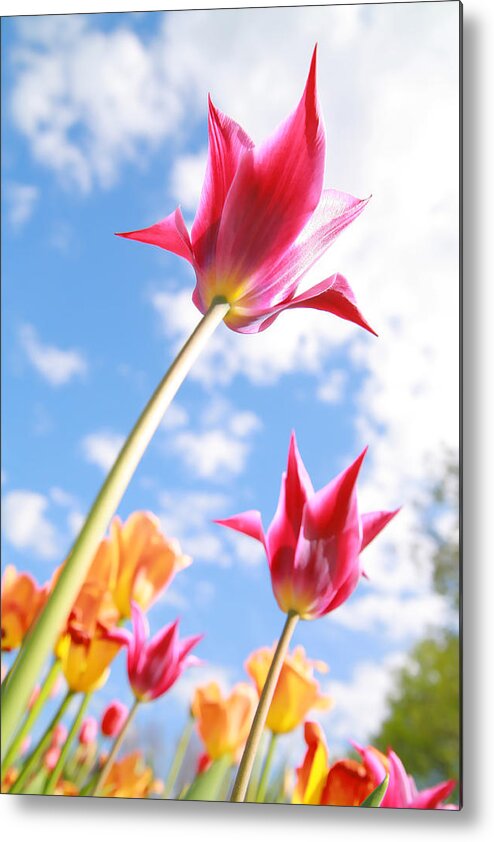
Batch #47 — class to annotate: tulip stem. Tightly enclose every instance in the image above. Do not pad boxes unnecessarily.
[43,692,92,795]
[163,714,194,798]
[1,660,61,778]
[255,731,278,803]
[92,698,140,796]
[230,611,299,803]
[1,297,230,756]
[10,689,74,794]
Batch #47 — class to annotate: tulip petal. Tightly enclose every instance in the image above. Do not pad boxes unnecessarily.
[191,96,254,270]
[360,509,400,552]
[214,46,325,286]
[116,207,194,263]
[409,779,457,810]
[267,432,313,572]
[234,188,370,315]
[382,750,414,808]
[227,273,376,336]
[305,448,367,538]
[214,510,266,549]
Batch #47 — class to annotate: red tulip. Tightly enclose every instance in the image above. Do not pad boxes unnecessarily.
[117,47,374,337]
[216,432,398,619]
[101,700,129,738]
[79,716,98,745]
[106,602,202,702]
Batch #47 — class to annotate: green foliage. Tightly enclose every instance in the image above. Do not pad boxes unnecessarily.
[373,632,460,787]
[360,774,389,807]
[373,457,460,792]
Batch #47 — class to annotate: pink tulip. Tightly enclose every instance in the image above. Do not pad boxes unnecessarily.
[79,716,98,745]
[101,700,129,738]
[106,602,202,702]
[216,432,398,619]
[353,743,458,810]
[44,745,61,772]
[117,47,374,337]
[51,723,68,747]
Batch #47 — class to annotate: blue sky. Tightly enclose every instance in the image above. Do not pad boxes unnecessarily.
[1,4,459,776]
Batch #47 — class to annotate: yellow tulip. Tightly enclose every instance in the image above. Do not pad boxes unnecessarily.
[110,512,191,618]
[246,645,332,734]
[56,583,121,694]
[1,565,47,651]
[192,681,258,761]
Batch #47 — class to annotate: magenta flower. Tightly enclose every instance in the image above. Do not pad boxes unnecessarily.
[354,743,458,810]
[216,433,398,620]
[101,700,129,738]
[117,47,374,336]
[106,602,202,702]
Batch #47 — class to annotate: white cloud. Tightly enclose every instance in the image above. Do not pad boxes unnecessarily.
[81,431,125,472]
[49,486,76,508]
[5,182,39,227]
[317,370,347,404]
[150,288,353,388]
[169,149,207,213]
[330,591,453,642]
[163,396,261,481]
[19,324,88,387]
[170,662,233,708]
[157,487,263,568]
[318,653,408,752]
[158,490,229,566]
[67,510,85,536]
[9,15,182,192]
[1,490,61,560]
[159,401,189,430]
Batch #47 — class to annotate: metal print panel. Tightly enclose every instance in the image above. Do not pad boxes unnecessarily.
[1,1,461,809]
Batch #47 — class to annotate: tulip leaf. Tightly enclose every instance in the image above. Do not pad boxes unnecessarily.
[182,755,233,802]
[360,774,389,807]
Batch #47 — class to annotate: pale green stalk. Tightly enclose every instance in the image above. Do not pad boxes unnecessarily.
[43,692,92,794]
[163,714,194,798]
[10,690,74,794]
[255,731,278,803]
[1,660,61,777]
[230,611,299,802]
[92,698,140,796]
[1,298,229,756]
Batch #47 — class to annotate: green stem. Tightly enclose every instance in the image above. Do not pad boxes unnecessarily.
[1,660,61,778]
[230,611,299,803]
[163,715,194,798]
[1,298,229,756]
[10,690,74,794]
[255,731,278,803]
[92,698,140,796]
[43,692,92,795]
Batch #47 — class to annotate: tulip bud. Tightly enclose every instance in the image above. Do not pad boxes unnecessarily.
[101,700,128,738]
[44,745,61,771]
[51,723,68,747]
[79,716,98,745]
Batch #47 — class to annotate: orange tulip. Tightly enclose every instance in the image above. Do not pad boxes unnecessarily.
[98,751,154,798]
[55,583,122,693]
[1,565,47,651]
[192,681,258,761]
[293,721,375,806]
[246,645,331,734]
[110,512,191,618]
